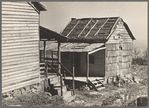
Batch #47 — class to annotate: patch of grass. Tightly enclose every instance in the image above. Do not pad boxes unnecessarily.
[2,92,65,106]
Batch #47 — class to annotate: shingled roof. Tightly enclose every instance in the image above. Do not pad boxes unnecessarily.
[61,17,135,43]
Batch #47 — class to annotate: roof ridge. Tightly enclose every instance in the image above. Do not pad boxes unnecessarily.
[71,17,120,20]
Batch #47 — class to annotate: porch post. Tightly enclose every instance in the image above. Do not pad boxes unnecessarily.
[87,53,89,82]
[44,41,48,91]
[44,41,47,77]
[58,42,63,96]
[51,51,53,66]
[72,53,75,95]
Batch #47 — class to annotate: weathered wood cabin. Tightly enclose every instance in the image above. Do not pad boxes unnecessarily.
[58,17,135,79]
[2,2,46,93]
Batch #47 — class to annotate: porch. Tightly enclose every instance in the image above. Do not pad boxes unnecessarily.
[64,76,105,82]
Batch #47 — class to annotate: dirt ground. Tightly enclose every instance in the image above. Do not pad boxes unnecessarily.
[2,65,148,106]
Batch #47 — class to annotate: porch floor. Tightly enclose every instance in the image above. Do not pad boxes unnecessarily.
[64,77,105,82]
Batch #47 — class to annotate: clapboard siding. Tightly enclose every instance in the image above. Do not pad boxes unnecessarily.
[2,52,38,61]
[2,63,38,74]
[2,24,39,27]
[2,78,39,93]
[2,57,38,66]
[2,73,39,87]
[2,2,40,93]
[2,21,39,24]
[2,59,39,70]
[2,33,39,39]
[2,47,38,54]
[2,38,39,43]
[105,18,133,78]
[2,18,39,22]
[2,7,37,13]
[2,40,38,47]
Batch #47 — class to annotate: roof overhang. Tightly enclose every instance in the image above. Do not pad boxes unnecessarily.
[123,22,136,40]
[27,2,46,14]
[67,39,107,43]
[31,2,46,11]
[88,47,106,55]
[40,26,69,42]
[44,42,105,53]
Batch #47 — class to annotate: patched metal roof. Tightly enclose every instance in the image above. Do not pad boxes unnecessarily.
[61,17,135,42]
[43,42,105,52]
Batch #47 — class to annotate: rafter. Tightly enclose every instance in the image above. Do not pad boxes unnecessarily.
[66,20,80,37]
[94,18,109,36]
[84,20,99,38]
[78,19,92,37]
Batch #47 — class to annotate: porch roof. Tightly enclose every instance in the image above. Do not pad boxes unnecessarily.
[45,42,105,53]
[40,26,69,42]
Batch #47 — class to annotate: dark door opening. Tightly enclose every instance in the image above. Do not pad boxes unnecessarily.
[74,53,80,76]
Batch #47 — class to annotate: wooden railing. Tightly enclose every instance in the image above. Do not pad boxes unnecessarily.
[44,61,75,96]
[58,62,75,95]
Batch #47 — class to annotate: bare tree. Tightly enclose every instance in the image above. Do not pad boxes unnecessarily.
[132,47,140,59]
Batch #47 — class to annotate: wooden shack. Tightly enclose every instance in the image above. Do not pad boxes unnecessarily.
[2,2,46,93]
[59,17,135,79]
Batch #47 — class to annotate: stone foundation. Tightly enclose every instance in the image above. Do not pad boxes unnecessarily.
[2,83,42,99]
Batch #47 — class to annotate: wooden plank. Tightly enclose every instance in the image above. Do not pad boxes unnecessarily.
[2,50,38,57]
[2,70,39,81]
[2,21,38,24]
[2,36,39,41]
[2,17,39,22]
[2,43,38,49]
[2,38,39,44]
[2,46,38,53]
[2,23,38,27]
[2,4,35,10]
[2,2,30,6]
[66,20,80,37]
[2,26,38,31]
[2,11,38,16]
[2,73,39,87]
[2,55,38,64]
[2,58,39,67]
[106,40,120,44]
[2,15,39,19]
[2,78,39,93]
[2,29,38,34]
[2,65,39,76]
[2,40,38,45]
[2,7,36,13]
[2,52,38,60]
[85,20,99,37]
[2,63,38,74]
[94,18,109,36]
[2,59,39,70]
[2,32,38,37]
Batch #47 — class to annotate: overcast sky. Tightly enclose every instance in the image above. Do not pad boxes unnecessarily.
[40,2,148,51]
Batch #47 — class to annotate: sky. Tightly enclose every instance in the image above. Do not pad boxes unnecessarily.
[40,2,148,52]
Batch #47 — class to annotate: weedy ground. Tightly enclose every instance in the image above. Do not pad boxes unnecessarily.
[2,65,148,106]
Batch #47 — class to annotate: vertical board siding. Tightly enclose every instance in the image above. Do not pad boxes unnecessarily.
[105,18,133,78]
[2,2,40,93]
